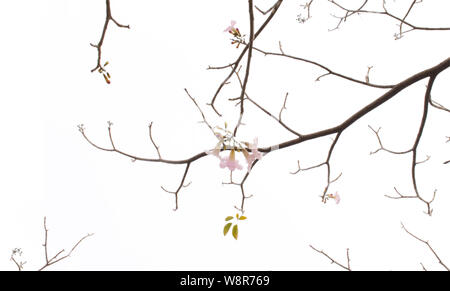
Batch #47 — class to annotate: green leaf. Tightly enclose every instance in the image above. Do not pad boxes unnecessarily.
[225,216,234,221]
[232,224,238,240]
[236,214,240,219]
[223,223,232,236]
[239,216,247,220]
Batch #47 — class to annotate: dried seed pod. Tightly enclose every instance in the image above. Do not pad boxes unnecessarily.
[103,73,110,84]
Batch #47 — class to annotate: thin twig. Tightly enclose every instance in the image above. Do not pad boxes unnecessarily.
[161,163,192,211]
[149,122,162,159]
[90,0,130,75]
[328,0,450,39]
[310,245,351,271]
[233,0,255,137]
[232,67,302,137]
[253,46,394,89]
[38,217,93,271]
[402,223,449,271]
[207,0,284,116]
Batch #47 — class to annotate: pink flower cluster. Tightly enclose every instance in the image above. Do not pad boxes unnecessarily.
[207,138,263,172]
[224,20,239,35]
[220,149,243,171]
[224,20,244,48]
[242,138,263,172]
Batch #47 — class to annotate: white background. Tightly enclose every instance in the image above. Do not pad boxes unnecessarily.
[1,0,449,270]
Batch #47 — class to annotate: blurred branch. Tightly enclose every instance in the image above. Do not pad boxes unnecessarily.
[149,122,162,159]
[297,0,314,23]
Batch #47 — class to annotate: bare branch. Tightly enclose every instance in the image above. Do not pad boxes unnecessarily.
[278,93,289,121]
[430,98,450,114]
[10,248,26,271]
[290,133,342,203]
[365,66,373,83]
[232,67,302,137]
[91,0,130,82]
[297,0,314,23]
[37,217,93,271]
[328,0,450,39]
[80,1,450,216]
[161,163,192,211]
[79,123,208,165]
[402,223,449,271]
[207,0,284,116]
[399,0,422,37]
[252,46,394,89]
[290,160,325,174]
[83,58,450,166]
[255,1,279,15]
[185,89,216,136]
[149,122,162,159]
[371,76,438,215]
[223,160,259,214]
[328,0,369,32]
[233,0,255,137]
[368,125,412,155]
[310,245,351,271]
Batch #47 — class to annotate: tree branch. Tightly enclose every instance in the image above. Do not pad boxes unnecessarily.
[233,0,255,137]
[81,58,450,212]
[37,217,93,271]
[402,223,449,271]
[328,0,450,39]
[310,245,351,271]
[252,45,394,89]
[207,0,284,116]
[384,76,438,215]
[161,163,192,211]
[90,0,130,82]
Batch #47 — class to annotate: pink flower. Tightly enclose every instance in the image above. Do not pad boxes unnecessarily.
[206,139,224,158]
[224,20,237,32]
[243,138,263,172]
[207,148,221,158]
[334,193,341,204]
[220,150,243,171]
[328,193,341,204]
[249,138,262,159]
